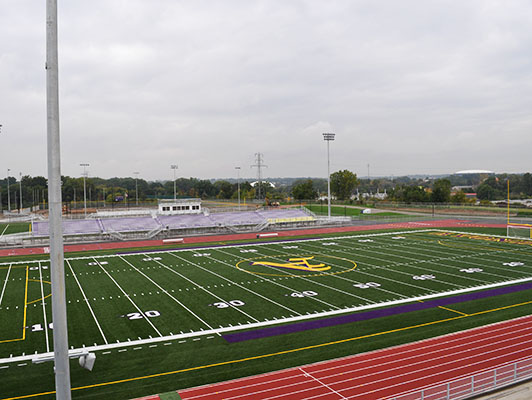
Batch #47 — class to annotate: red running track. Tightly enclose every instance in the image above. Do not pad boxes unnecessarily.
[176,315,532,400]
[0,219,506,258]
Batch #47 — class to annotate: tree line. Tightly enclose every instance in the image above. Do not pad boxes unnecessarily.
[2,171,531,210]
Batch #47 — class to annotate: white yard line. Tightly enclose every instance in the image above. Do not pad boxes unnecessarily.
[118,255,221,333]
[169,252,304,316]
[223,246,374,305]
[0,264,12,307]
[0,225,8,239]
[4,274,532,366]
[38,262,50,353]
[93,257,163,338]
[0,229,437,266]
[66,260,108,345]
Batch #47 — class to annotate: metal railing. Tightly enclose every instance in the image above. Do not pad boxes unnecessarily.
[391,356,532,400]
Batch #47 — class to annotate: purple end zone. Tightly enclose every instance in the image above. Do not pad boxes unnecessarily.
[223,281,532,343]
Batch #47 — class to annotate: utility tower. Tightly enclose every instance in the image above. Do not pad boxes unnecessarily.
[251,153,267,200]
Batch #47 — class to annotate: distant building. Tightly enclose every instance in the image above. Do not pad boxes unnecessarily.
[158,198,202,215]
[454,170,494,175]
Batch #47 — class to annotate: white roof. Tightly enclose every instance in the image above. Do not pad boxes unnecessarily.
[454,170,494,174]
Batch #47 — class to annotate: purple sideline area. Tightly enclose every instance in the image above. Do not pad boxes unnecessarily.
[223,281,532,343]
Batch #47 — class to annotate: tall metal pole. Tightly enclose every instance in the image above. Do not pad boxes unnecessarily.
[19,172,23,212]
[235,166,241,210]
[7,168,10,212]
[80,163,89,218]
[46,0,72,398]
[170,164,178,201]
[323,133,335,219]
[134,172,139,206]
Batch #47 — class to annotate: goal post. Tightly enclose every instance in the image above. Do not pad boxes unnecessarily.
[507,224,532,239]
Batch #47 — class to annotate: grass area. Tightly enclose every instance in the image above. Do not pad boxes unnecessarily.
[0,221,31,235]
[304,204,401,218]
[1,228,532,399]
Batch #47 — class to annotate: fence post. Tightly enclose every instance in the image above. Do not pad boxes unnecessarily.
[471,375,474,393]
[514,362,517,380]
[494,368,497,387]
[447,382,450,399]
[421,389,424,400]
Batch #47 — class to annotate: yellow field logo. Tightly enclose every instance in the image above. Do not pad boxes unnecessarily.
[251,256,331,272]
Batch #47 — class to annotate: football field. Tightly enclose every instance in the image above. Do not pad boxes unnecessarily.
[2,228,532,399]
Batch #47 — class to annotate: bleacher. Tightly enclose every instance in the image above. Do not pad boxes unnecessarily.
[31,207,316,239]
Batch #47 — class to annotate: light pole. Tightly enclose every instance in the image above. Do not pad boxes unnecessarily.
[80,163,89,218]
[6,168,10,212]
[47,0,72,397]
[323,133,335,219]
[235,166,241,210]
[133,172,139,206]
[19,173,23,213]
[170,164,178,201]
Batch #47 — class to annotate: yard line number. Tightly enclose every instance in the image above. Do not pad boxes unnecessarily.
[210,300,245,308]
[353,282,381,289]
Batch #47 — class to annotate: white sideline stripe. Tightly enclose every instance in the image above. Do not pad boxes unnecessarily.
[66,260,108,345]
[93,257,162,338]
[149,254,260,324]
[0,264,12,306]
[119,255,220,332]
[0,229,437,266]
[172,251,304,316]
[38,262,50,353]
[179,317,532,399]
[4,273,532,366]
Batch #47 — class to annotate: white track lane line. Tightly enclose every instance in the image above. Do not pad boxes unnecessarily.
[66,260,108,344]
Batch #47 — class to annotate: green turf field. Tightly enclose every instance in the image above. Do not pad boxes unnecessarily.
[0,222,30,236]
[1,228,532,399]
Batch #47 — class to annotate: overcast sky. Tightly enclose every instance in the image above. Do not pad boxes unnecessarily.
[1,0,532,181]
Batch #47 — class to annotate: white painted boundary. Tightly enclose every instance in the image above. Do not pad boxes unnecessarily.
[2,228,532,366]
[0,264,12,307]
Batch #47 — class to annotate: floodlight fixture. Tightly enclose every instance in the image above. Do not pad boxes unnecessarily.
[322,133,335,219]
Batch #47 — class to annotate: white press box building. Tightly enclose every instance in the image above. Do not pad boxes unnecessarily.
[157,198,202,215]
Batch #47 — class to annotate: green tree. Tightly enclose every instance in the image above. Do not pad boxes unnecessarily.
[431,179,451,203]
[450,190,467,204]
[291,179,317,200]
[330,170,359,201]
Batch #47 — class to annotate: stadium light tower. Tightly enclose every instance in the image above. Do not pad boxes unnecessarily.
[19,172,23,213]
[133,172,139,206]
[323,133,335,219]
[235,166,241,210]
[170,164,178,201]
[80,163,89,218]
[6,168,10,212]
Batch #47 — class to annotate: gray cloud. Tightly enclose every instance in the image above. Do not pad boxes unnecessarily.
[1,0,532,181]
